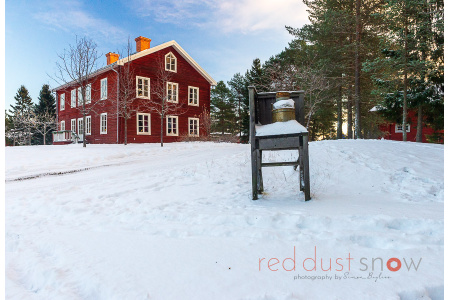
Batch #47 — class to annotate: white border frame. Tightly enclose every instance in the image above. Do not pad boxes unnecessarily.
[136,76,150,99]
[77,118,83,135]
[166,115,179,136]
[100,113,107,134]
[85,116,92,135]
[188,117,199,137]
[136,112,151,135]
[188,86,199,106]
[71,118,76,133]
[86,84,92,104]
[71,89,76,108]
[100,78,108,100]
[165,52,177,73]
[60,120,65,131]
[60,93,65,111]
[167,82,179,103]
[395,123,411,133]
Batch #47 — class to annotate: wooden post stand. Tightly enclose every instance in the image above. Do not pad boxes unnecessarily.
[249,87,311,201]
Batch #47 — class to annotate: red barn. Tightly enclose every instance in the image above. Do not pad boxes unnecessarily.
[53,36,216,145]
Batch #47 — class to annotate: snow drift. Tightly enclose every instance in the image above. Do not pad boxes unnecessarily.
[5,140,444,299]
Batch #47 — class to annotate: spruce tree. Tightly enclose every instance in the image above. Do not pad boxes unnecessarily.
[9,85,33,116]
[8,85,34,145]
[34,84,56,145]
[211,81,236,135]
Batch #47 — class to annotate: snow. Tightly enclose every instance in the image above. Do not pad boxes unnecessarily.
[256,120,307,136]
[5,140,444,299]
[273,99,295,109]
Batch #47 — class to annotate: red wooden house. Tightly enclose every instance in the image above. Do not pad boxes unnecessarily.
[371,107,444,143]
[53,36,216,145]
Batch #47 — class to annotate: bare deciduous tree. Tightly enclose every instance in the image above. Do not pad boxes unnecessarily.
[297,65,334,129]
[114,39,136,145]
[53,36,105,147]
[30,111,57,146]
[7,111,34,146]
[265,59,334,129]
[140,55,187,147]
[198,106,212,140]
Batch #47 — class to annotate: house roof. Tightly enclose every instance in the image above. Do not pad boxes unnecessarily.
[53,40,216,92]
[117,40,217,86]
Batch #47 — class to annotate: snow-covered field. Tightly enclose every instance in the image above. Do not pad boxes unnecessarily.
[5,140,444,299]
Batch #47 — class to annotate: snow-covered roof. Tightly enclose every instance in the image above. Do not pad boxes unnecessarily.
[256,120,307,137]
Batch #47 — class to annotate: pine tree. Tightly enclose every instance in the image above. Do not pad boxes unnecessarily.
[228,73,249,142]
[364,0,443,142]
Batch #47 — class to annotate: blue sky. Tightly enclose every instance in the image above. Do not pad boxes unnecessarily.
[5,0,309,109]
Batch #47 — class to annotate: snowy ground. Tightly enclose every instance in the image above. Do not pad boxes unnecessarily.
[5,140,444,299]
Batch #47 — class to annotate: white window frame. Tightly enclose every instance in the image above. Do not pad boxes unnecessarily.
[165,52,177,72]
[60,93,65,111]
[136,112,151,135]
[167,82,178,103]
[136,76,150,99]
[188,117,199,137]
[71,89,76,108]
[100,113,107,134]
[101,78,108,100]
[86,84,91,104]
[85,116,92,135]
[60,120,65,131]
[77,87,82,106]
[78,118,83,135]
[395,123,410,133]
[71,118,76,133]
[188,86,199,106]
[166,115,179,136]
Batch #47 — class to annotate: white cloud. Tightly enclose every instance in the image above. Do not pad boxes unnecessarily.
[132,0,309,34]
[33,0,127,43]
[216,0,309,33]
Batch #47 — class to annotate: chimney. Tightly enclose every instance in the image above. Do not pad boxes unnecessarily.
[106,52,120,65]
[135,36,151,52]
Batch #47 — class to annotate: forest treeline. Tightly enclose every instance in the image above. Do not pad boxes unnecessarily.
[211,0,444,143]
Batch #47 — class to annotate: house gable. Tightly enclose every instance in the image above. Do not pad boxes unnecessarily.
[117,40,216,86]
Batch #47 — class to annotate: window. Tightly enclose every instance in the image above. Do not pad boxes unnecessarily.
[136,76,150,99]
[78,118,83,135]
[60,120,65,131]
[101,78,108,100]
[136,113,151,135]
[60,93,65,111]
[188,117,199,137]
[71,89,76,108]
[167,82,178,103]
[395,124,410,133]
[188,86,199,106]
[71,119,76,133]
[85,116,91,135]
[78,87,82,106]
[165,52,176,72]
[86,84,91,104]
[166,116,178,136]
[100,113,107,134]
